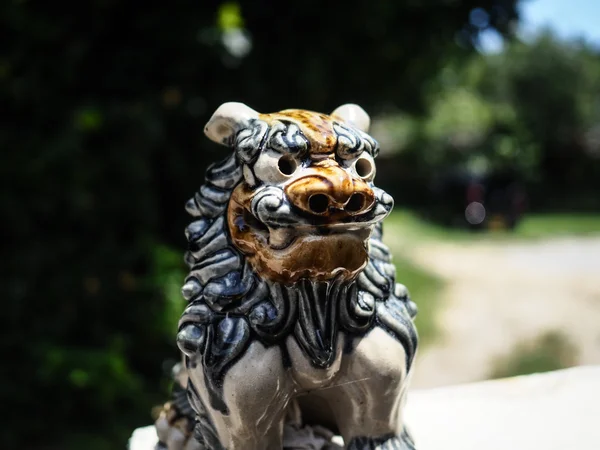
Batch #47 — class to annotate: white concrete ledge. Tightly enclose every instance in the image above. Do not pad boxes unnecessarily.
[129,426,160,450]
[405,365,600,450]
[130,365,600,449]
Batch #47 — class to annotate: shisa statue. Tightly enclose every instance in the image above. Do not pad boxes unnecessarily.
[151,103,419,450]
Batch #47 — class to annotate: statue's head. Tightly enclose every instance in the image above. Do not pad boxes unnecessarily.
[203,102,393,284]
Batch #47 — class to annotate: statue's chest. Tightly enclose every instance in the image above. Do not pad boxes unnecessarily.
[285,333,346,391]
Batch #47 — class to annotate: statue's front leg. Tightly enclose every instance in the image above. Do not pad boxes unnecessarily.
[186,340,295,450]
[317,327,416,450]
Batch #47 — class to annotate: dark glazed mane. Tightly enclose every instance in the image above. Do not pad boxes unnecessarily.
[177,124,418,422]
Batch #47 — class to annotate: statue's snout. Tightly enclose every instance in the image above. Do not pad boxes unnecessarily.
[284,160,375,217]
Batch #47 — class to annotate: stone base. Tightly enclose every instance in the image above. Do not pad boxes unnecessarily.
[130,365,600,450]
[129,423,344,450]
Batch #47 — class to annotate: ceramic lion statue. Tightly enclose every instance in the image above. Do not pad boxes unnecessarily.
[151,103,419,450]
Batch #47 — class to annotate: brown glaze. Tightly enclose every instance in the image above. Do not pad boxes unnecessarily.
[226,109,378,284]
[227,184,370,284]
[284,159,375,217]
[259,110,338,156]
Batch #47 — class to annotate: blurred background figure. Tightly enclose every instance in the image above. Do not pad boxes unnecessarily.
[2,1,599,448]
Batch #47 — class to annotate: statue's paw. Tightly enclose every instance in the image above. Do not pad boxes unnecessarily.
[154,402,202,450]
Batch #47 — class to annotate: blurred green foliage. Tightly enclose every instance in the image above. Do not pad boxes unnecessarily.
[1,1,521,448]
[490,330,578,379]
[391,256,444,348]
[374,32,600,209]
[386,208,600,243]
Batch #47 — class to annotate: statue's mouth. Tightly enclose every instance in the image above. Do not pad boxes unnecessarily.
[237,203,387,250]
[234,194,391,250]
[232,185,392,250]
[227,184,393,283]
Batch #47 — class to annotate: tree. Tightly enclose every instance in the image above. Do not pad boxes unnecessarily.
[372,30,600,211]
[0,1,520,448]
[488,32,600,195]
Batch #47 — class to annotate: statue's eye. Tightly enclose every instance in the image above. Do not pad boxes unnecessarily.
[354,157,374,179]
[277,155,297,176]
[253,149,297,183]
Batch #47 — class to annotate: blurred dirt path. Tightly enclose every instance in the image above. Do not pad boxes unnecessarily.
[400,236,600,388]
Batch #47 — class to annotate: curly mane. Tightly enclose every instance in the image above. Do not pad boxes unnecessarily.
[177,145,418,426]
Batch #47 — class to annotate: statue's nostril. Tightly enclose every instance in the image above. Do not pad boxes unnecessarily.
[346,193,365,213]
[308,194,330,214]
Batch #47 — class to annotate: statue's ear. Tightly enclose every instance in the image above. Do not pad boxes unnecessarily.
[331,104,370,133]
[204,102,260,146]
